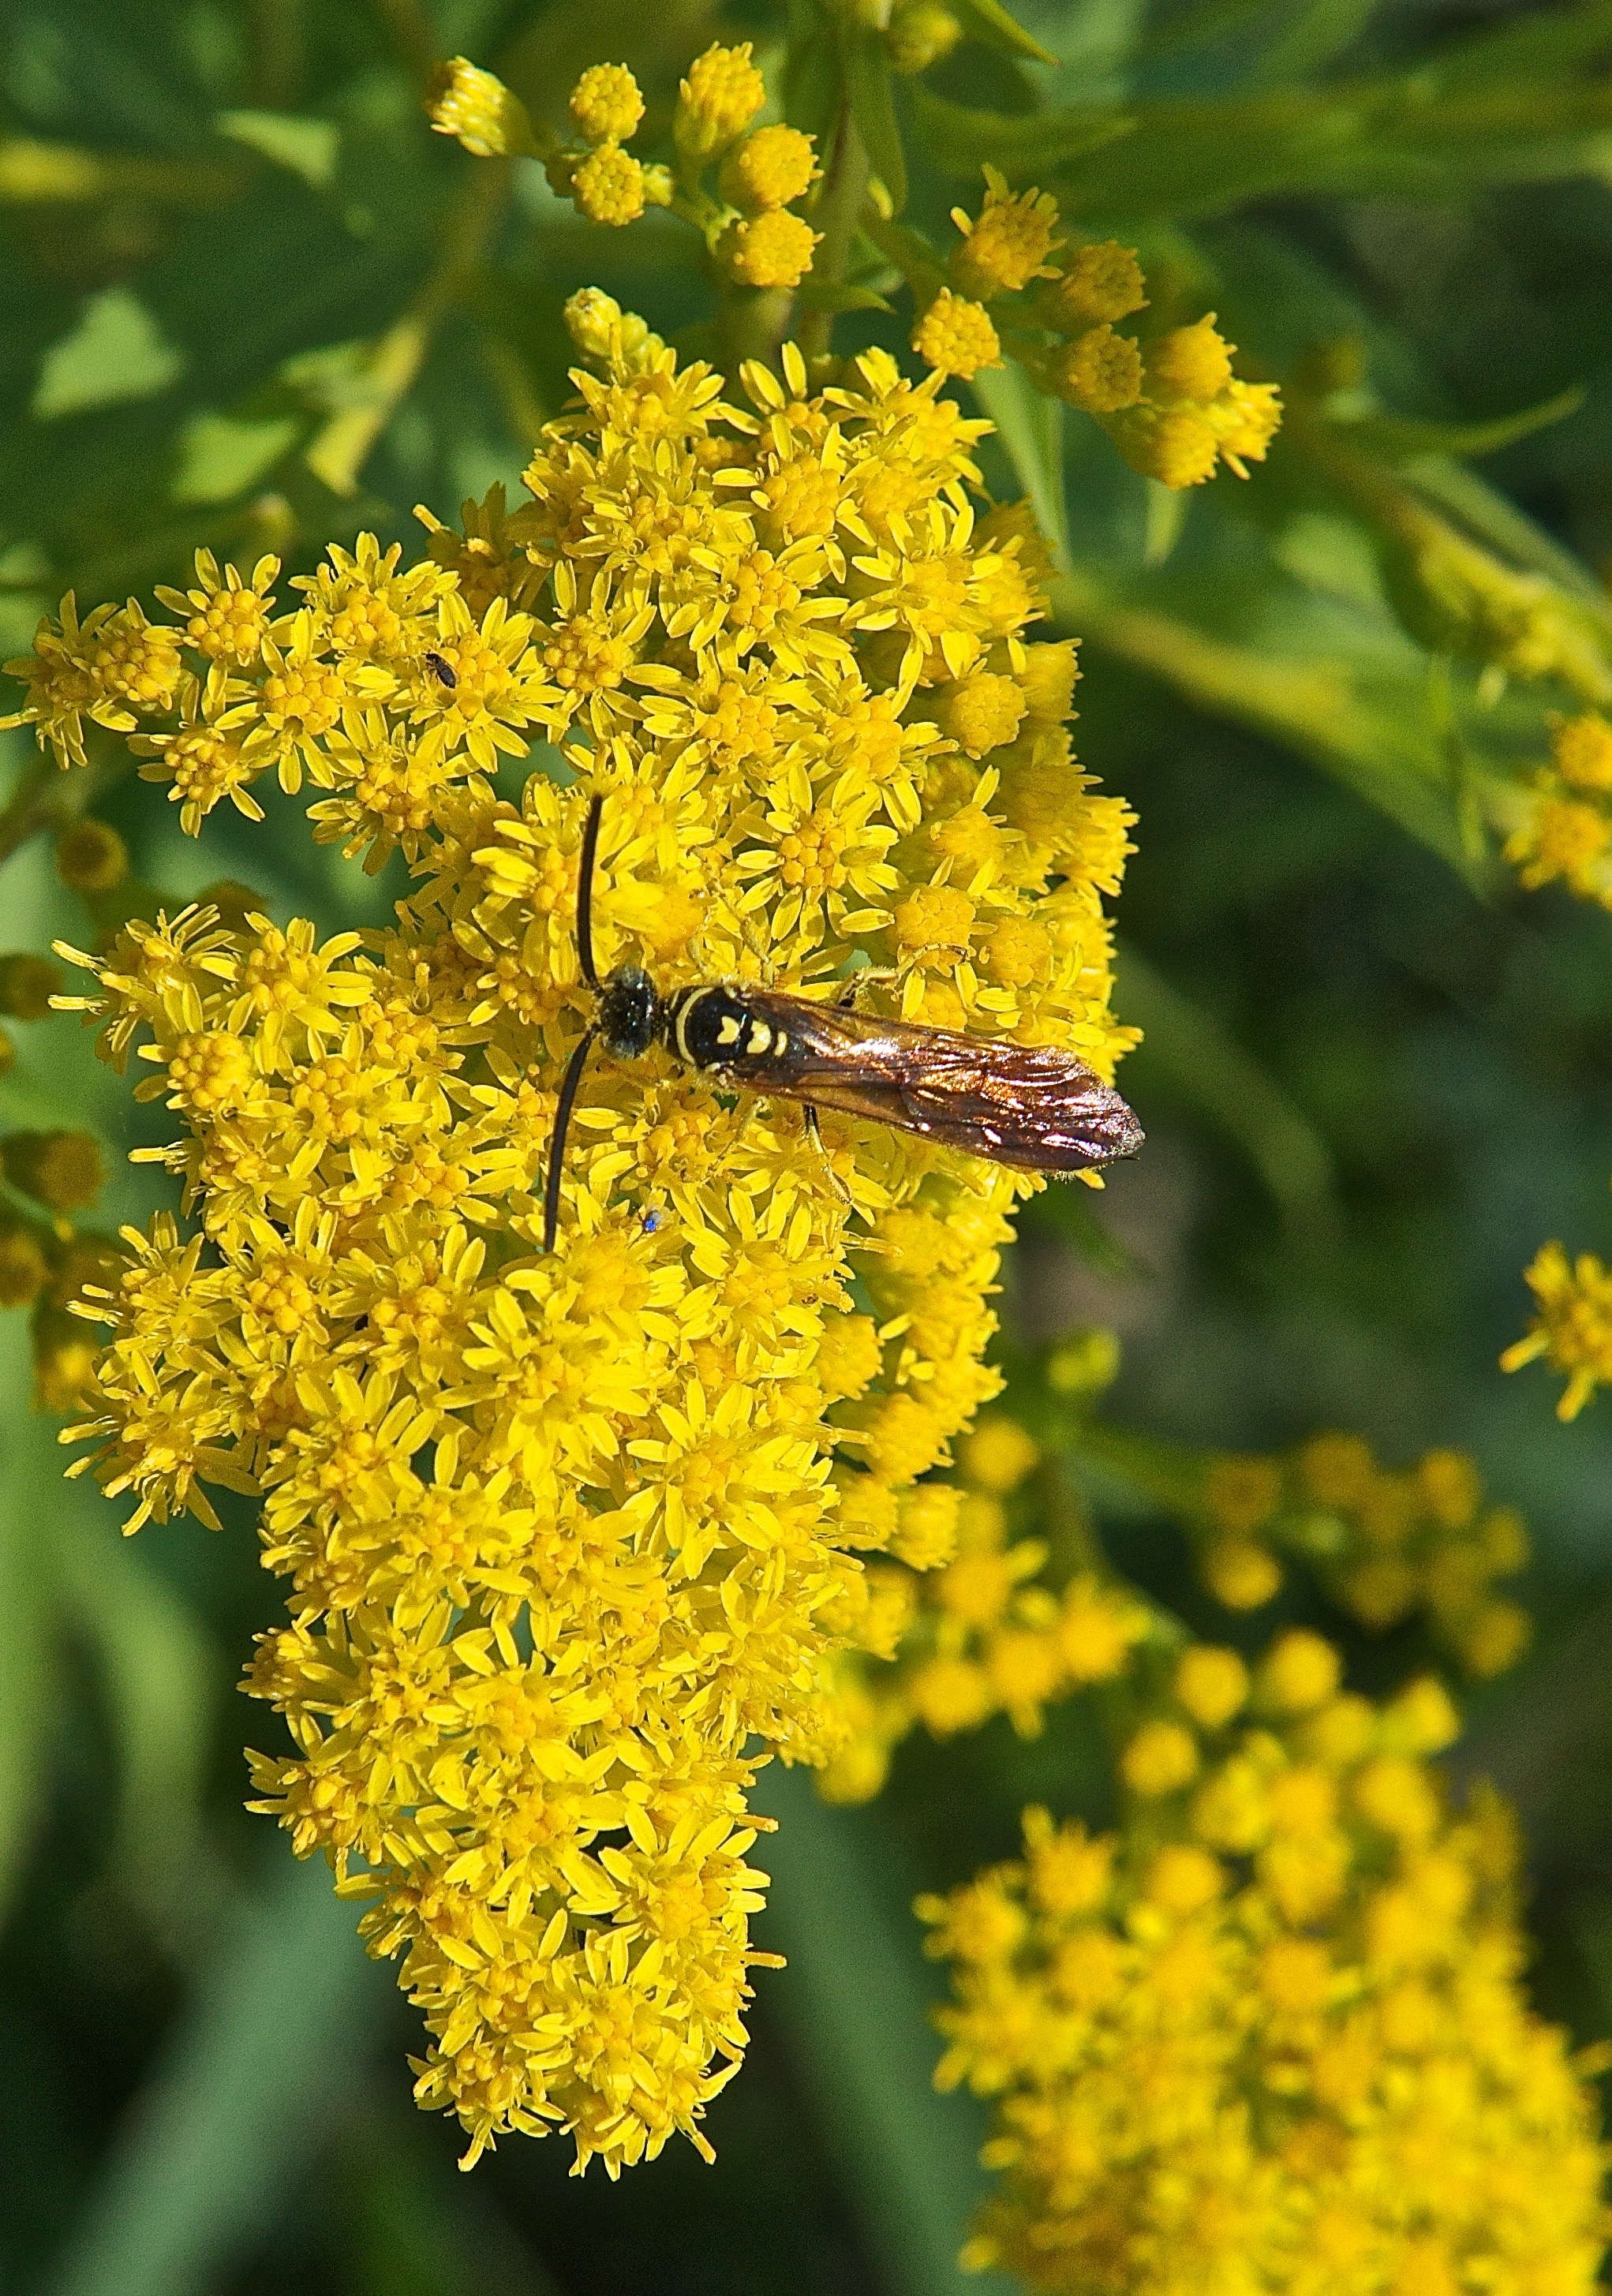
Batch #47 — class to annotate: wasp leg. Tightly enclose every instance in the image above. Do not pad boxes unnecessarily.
[802,1103,856,1211]
[837,950,970,1010]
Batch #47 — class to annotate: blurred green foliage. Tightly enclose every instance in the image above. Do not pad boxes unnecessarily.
[6,0,1612,2290]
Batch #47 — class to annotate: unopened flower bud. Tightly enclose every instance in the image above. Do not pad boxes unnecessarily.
[0,952,63,1019]
[0,1223,47,1308]
[56,816,129,893]
[2,1127,106,1211]
[675,42,765,166]
[425,58,537,159]
[568,62,644,148]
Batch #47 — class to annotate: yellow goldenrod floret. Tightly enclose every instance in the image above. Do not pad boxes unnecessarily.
[568,62,644,148]
[571,142,647,227]
[719,208,821,289]
[886,0,965,71]
[1502,1239,1612,1419]
[1042,239,1148,331]
[1553,709,1612,791]
[927,1651,1610,2296]
[1145,314,1236,402]
[675,41,765,166]
[720,124,817,212]
[425,58,532,160]
[911,288,1002,380]
[32,320,1136,2172]
[1046,323,1143,413]
[948,166,1061,298]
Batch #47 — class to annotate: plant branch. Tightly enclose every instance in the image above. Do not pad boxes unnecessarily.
[798,102,872,362]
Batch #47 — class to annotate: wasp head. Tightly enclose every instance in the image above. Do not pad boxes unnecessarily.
[597,964,659,1058]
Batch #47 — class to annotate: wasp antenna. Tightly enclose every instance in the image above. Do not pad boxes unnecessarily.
[576,794,604,991]
[542,1026,597,1253]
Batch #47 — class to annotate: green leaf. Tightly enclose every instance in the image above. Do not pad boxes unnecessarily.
[171,411,301,505]
[0,1329,59,1920]
[32,288,185,421]
[54,1496,222,1924]
[915,73,1612,222]
[952,0,1059,65]
[841,25,908,214]
[1250,0,1381,84]
[794,279,895,315]
[214,110,338,189]
[42,1853,382,2296]
[970,357,1072,572]
[1330,387,1585,468]
[1048,566,1488,881]
[908,87,1137,177]
[753,1766,1005,2296]
[783,13,842,147]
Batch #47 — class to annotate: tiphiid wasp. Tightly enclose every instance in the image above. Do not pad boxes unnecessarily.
[540,795,1143,1251]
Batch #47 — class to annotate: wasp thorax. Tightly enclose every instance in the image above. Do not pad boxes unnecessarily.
[597,964,660,1058]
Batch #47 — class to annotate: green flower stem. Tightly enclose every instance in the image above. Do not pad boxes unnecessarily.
[798,103,873,361]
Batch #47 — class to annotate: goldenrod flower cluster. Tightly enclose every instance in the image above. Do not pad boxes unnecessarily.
[6,302,1136,2171]
[428,47,820,292]
[819,1412,1148,1804]
[1193,1431,1531,1677]
[1502,1238,1612,1420]
[911,173,1281,484]
[922,1632,1610,2295]
[1498,709,1612,907]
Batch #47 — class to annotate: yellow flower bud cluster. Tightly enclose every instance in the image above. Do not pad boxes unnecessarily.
[1498,709,1612,907]
[1194,1432,1531,1678]
[885,0,965,72]
[922,1637,1610,2296]
[548,61,672,228]
[1503,1236,1612,1421]
[909,178,1281,485]
[673,47,821,294]
[1098,310,1283,488]
[817,1414,1150,1803]
[15,316,1136,2172]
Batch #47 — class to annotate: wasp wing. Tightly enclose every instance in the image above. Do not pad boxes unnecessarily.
[738,993,1143,1173]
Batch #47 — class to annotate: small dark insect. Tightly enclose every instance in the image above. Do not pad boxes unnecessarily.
[641,1208,661,1234]
[423,649,458,689]
[541,795,1143,1251]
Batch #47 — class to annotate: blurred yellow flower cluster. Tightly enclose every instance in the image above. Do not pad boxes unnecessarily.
[1503,1237,1612,1421]
[7,301,1136,2171]
[819,1411,1148,1803]
[1193,1430,1531,1677]
[923,1632,1610,2295]
[1499,709,1612,907]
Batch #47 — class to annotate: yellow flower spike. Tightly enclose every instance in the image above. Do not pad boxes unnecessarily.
[1552,709,1612,791]
[568,62,644,149]
[948,166,1062,299]
[675,41,766,168]
[41,316,1136,2173]
[719,124,817,214]
[911,289,1003,381]
[926,1644,1610,2296]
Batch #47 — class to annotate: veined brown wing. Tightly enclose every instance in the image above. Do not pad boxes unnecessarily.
[739,993,1143,1173]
